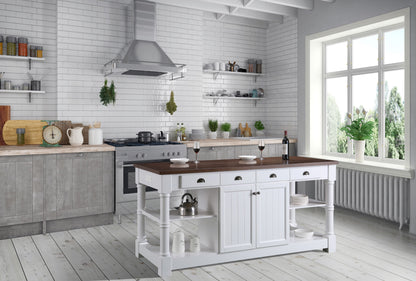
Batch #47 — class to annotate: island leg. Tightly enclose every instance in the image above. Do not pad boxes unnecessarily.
[324,179,336,253]
[159,192,172,277]
[289,181,297,227]
[135,182,147,258]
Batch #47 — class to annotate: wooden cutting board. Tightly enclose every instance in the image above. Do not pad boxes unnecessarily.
[0,106,11,145]
[3,120,48,145]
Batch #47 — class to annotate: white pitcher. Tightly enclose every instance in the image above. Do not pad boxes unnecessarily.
[67,127,84,146]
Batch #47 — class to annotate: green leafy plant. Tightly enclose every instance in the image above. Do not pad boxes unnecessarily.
[208,120,218,132]
[254,120,264,131]
[221,122,231,132]
[166,91,177,115]
[340,108,375,140]
[100,79,116,106]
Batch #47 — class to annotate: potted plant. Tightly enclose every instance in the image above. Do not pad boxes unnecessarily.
[221,122,231,139]
[340,108,375,162]
[254,121,265,136]
[208,120,218,139]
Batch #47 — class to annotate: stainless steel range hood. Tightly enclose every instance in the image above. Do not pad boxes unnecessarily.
[104,0,185,79]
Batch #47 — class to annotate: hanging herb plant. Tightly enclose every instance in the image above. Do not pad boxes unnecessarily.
[166,91,177,115]
[100,79,116,106]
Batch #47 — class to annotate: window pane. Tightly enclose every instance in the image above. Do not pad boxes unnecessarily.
[352,34,378,69]
[384,69,405,159]
[384,28,404,64]
[352,73,379,156]
[326,41,347,72]
[326,77,348,153]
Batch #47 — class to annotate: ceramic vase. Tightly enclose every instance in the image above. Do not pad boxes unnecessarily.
[222,131,230,139]
[354,140,365,162]
[208,131,217,139]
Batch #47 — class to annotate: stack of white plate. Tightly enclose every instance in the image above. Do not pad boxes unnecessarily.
[294,229,314,239]
[191,129,205,140]
[291,194,309,206]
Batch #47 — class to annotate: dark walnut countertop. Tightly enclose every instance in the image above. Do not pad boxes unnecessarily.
[134,156,338,175]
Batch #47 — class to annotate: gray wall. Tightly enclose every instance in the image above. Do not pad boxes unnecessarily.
[296,0,416,233]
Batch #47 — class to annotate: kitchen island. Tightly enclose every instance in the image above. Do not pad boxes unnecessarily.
[0,144,115,239]
[134,156,337,278]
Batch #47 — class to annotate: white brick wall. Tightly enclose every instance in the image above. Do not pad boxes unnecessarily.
[0,0,57,119]
[1,1,298,140]
[266,17,298,139]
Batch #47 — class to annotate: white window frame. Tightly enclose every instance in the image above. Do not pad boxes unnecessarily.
[305,8,410,168]
[323,23,405,163]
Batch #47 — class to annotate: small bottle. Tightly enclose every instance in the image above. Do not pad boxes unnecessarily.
[282,130,289,160]
[16,128,25,145]
[176,123,181,141]
[180,123,186,141]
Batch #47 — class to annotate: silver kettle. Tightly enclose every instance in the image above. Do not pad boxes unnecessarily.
[178,193,198,216]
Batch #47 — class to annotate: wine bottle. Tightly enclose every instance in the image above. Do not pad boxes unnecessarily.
[282,130,289,160]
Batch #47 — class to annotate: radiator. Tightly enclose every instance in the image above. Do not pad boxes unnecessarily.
[315,167,410,229]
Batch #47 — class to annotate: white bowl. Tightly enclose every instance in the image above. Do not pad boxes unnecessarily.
[170,158,189,164]
[294,229,314,239]
[239,155,256,161]
[291,194,309,205]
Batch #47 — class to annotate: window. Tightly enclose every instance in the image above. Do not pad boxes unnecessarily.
[306,9,409,166]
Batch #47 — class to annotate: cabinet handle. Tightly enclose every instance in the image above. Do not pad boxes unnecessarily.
[269,173,277,178]
[252,191,261,195]
[197,178,205,183]
[303,171,310,176]
[252,192,257,195]
[257,191,261,195]
[234,176,242,181]
[75,153,84,157]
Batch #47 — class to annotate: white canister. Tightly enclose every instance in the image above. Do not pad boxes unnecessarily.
[172,230,185,254]
[88,127,103,145]
[190,236,200,253]
[219,62,226,71]
[214,61,220,71]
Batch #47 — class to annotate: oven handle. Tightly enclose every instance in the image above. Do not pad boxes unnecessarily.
[122,164,135,167]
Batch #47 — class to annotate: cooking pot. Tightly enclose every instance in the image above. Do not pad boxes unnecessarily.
[177,193,198,216]
[137,131,154,143]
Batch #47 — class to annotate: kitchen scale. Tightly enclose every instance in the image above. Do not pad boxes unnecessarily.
[40,120,62,147]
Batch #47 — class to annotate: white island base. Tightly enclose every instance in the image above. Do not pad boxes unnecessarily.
[134,157,337,278]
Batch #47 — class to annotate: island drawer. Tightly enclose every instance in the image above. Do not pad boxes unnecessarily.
[290,166,328,181]
[180,172,220,188]
[256,168,289,182]
[220,170,255,185]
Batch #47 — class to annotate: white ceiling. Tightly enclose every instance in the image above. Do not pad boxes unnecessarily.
[150,0,335,28]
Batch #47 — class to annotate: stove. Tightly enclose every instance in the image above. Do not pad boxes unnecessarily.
[105,138,187,210]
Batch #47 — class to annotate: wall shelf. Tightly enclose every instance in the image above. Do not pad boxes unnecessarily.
[0,55,45,70]
[0,90,45,102]
[203,95,264,106]
[203,70,264,82]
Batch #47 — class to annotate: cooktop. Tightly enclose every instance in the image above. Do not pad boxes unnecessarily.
[105,138,182,147]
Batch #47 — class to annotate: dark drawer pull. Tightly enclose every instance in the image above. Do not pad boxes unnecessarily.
[197,178,205,183]
[303,171,310,176]
[252,191,260,195]
[234,176,242,181]
[252,192,257,195]
[269,173,277,178]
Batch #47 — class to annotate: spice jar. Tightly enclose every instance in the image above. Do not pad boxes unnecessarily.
[4,80,11,90]
[30,45,36,57]
[6,36,16,56]
[256,59,262,73]
[248,59,255,73]
[0,35,3,55]
[18,37,28,57]
[36,46,43,58]
[16,128,25,145]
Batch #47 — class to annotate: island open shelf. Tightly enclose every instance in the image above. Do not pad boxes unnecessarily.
[142,209,216,223]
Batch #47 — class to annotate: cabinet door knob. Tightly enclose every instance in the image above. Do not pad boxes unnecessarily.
[269,173,277,178]
[234,176,242,181]
[303,171,310,176]
[252,192,257,195]
[197,178,205,183]
[257,191,261,195]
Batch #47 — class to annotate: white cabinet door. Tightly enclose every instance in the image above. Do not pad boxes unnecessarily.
[220,184,256,253]
[256,182,289,248]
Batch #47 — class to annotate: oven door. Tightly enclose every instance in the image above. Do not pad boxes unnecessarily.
[123,165,156,194]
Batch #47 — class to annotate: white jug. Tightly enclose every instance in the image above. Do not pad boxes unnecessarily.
[88,128,103,145]
[67,127,84,146]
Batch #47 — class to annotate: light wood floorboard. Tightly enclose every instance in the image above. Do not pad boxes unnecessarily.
[0,207,415,280]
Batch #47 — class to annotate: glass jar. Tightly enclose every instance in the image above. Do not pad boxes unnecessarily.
[16,128,25,145]
[30,45,37,57]
[247,59,255,73]
[18,37,28,56]
[256,59,262,73]
[6,36,16,56]
[36,46,43,58]
[0,35,3,55]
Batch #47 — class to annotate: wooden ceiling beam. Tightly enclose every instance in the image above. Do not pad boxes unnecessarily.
[259,0,313,10]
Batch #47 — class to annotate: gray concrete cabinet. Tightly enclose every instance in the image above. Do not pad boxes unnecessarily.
[0,152,114,228]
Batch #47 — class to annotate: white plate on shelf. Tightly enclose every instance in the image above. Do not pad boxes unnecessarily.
[239,155,256,161]
[294,229,314,239]
[170,158,189,165]
[291,194,309,205]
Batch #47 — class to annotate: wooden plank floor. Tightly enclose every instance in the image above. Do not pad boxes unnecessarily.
[1,207,416,281]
